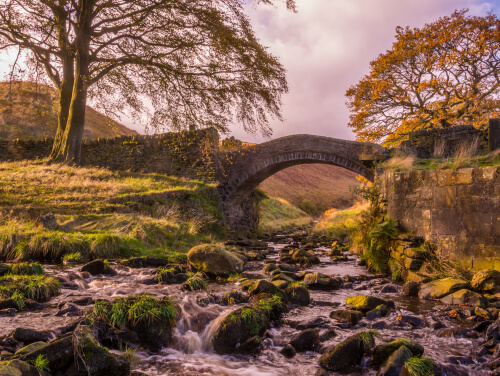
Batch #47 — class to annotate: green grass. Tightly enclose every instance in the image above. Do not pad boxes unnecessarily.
[182,273,207,291]
[258,196,313,234]
[0,274,60,301]
[62,252,82,263]
[92,294,178,330]
[34,354,50,373]
[403,356,435,376]
[0,161,224,262]
[9,262,44,275]
[312,202,367,241]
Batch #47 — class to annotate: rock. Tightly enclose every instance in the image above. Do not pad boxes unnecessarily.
[64,326,130,376]
[14,341,47,356]
[19,333,74,372]
[187,244,244,277]
[418,278,469,300]
[366,307,383,320]
[330,310,363,326]
[318,329,337,342]
[10,328,51,344]
[270,273,294,283]
[403,247,428,259]
[0,308,15,317]
[303,273,342,290]
[475,306,497,320]
[248,280,284,297]
[343,275,354,282]
[289,317,328,330]
[372,339,424,367]
[319,332,375,371]
[289,329,319,352]
[292,249,320,265]
[378,345,413,376]
[81,260,106,276]
[263,264,278,274]
[471,270,500,293]
[380,284,399,294]
[0,264,9,277]
[280,344,296,358]
[329,249,342,257]
[0,359,38,376]
[435,328,479,339]
[285,286,310,306]
[234,336,262,355]
[441,289,487,307]
[346,295,394,311]
[486,322,500,340]
[392,315,425,329]
[272,280,288,290]
[404,257,424,271]
[404,271,430,284]
[401,281,420,297]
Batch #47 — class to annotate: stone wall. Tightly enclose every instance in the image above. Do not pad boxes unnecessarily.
[399,119,500,158]
[0,129,219,182]
[378,167,500,270]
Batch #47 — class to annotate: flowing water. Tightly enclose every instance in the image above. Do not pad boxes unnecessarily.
[0,238,494,375]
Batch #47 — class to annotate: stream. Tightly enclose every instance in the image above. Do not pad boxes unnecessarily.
[0,236,494,375]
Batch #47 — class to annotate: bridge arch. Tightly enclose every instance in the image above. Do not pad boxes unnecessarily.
[217,134,388,232]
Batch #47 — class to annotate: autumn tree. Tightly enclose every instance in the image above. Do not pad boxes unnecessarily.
[0,0,295,162]
[346,10,500,145]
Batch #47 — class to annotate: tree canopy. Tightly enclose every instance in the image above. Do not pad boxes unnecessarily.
[346,10,500,145]
[0,0,295,162]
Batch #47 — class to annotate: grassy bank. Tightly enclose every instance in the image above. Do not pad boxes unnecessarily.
[0,160,223,261]
[311,202,368,242]
[258,196,313,235]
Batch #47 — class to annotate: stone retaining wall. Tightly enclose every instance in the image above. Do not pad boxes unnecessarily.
[379,167,500,270]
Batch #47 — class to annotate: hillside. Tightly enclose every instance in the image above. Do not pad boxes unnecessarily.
[259,164,360,215]
[0,81,138,140]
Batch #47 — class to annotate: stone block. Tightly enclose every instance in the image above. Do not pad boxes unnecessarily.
[404,257,424,271]
[454,168,473,184]
[433,186,457,208]
[437,170,453,186]
[482,166,498,181]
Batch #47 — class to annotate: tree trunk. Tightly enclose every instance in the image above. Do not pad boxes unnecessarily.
[50,73,74,159]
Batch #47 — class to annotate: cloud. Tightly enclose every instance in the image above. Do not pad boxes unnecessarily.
[229,0,496,143]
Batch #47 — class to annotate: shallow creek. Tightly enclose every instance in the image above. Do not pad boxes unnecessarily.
[0,240,492,375]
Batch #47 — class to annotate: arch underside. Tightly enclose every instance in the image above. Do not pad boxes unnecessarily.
[223,151,374,205]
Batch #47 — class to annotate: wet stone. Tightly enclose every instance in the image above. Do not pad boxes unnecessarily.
[378,345,413,376]
[280,344,296,358]
[401,281,420,297]
[330,309,363,326]
[289,328,320,352]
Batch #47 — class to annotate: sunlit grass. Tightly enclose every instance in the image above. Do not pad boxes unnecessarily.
[312,202,368,241]
[258,196,312,234]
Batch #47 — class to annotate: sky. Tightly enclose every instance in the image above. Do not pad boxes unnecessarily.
[1,0,499,143]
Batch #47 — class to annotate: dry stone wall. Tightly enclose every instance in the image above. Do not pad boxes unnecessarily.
[379,167,500,270]
[0,129,219,182]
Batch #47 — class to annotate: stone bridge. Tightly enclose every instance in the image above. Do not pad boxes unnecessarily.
[217,134,388,232]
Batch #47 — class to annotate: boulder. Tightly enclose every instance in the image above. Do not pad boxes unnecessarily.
[81,260,106,276]
[280,344,296,358]
[401,282,420,297]
[292,249,320,265]
[263,264,278,274]
[285,286,310,306]
[10,328,51,344]
[248,280,283,297]
[0,360,38,376]
[20,333,74,372]
[372,338,424,367]
[441,289,487,307]
[187,244,244,277]
[418,278,469,300]
[64,326,130,376]
[404,271,430,284]
[14,342,47,356]
[303,273,342,291]
[289,329,319,352]
[378,345,413,376]
[330,310,363,326]
[319,332,375,371]
[403,247,428,259]
[346,295,394,311]
[270,273,294,283]
[471,270,500,293]
[272,280,289,290]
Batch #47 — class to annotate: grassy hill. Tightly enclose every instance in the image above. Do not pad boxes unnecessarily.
[0,81,138,140]
[259,164,361,216]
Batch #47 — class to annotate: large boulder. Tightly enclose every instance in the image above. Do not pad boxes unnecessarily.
[303,273,342,290]
[187,244,244,277]
[441,289,487,307]
[0,360,38,376]
[20,333,74,372]
[285,286,310,306]
[471,270,500,293]
[346,295,394,311]
[378,345,413,376]
[319,332,375,371]
[418,278,469,300]
[10,328,51,344]
[372,338,424,367]
[289,329,319,352]
[330,310,363,326]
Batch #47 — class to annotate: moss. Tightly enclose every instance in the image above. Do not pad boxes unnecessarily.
[346,295,393,311]
[403,355,435,376]
[0,274,60,302]
[8,262,44,275]
[372,339,424,367]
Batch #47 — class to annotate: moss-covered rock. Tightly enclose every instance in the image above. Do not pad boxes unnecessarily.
[471,269,500,293]
[187,244,244,277]
[403,247,428,260]
[418,278,469,300]
[270,273,294,283]
[404,271,430,284]
[64,326,130,376]
[303,273,342,290]
[13,342,47,357]
[441,289,487,307]
[378,345,413,376]
[329,310,363,325]
[285,286,310,306]
[248,280,284,297]
[372,338,424,367]
[318,331,375,371]
[212,296,284,354]
[19,333,74,372]
[345,295,394,311]
[272,280,288,290]
[0,359,38,376]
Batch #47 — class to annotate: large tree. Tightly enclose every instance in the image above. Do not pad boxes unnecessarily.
[346,10,500,145]
[0,0,295,162]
